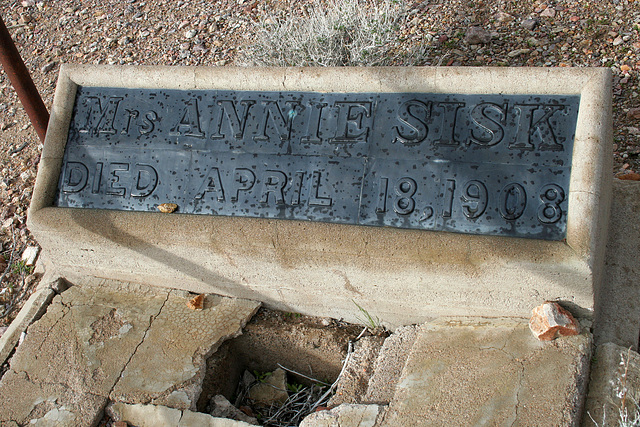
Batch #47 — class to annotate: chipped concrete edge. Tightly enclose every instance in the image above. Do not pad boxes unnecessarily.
[0,268,64,366]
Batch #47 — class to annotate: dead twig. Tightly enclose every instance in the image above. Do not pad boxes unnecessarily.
[262,386,319,425]
[355,326,368,341]
[237,327,359,425]
[310,340,354,412]
[276,363,331,387]
[0,227,21,320]
[0,276,28,320]
[0,227,17,288]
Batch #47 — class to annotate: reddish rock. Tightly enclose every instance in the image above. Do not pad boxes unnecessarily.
[187,294,204,310]
[465,27,492,45]
[627,107,640,120]
[617,173,640,181]
[540,7,556,18]
[529,302,580,341]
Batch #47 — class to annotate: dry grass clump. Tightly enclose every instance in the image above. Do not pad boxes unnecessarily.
[589,348,640,427]
[240,0,413,66]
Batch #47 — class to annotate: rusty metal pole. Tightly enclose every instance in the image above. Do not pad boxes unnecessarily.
[0,14,49,143]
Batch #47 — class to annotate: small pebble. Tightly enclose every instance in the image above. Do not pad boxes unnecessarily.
[157,203,178,213]
[540,8,556,18]
[41,61,57,73]
[521,18,538,30]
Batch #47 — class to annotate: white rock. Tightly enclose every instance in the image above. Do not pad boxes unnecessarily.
[209,395,258,424]
[22,246,40,266]
[41,62,57,74]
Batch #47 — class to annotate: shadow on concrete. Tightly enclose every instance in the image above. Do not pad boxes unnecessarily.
[67,209,292,312]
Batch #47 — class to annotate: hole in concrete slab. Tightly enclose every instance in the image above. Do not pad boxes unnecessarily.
[197,307,366,425]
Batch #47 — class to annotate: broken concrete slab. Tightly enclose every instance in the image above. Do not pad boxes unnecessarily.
[110,291,260,410]
[363,325,419,404]
[329,335,386,407]
[108,402,181,426]
[300,403,386,427]
[0,372,107,426]
[0,280,168,425]
[0,277,56,366]
[381,318,592,426]
[584,342,640,426]
[107,402,256,427]
[0,278,260,425]
[179,410,257,427]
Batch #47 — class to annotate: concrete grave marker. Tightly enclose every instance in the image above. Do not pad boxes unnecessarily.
[28,66,612,326]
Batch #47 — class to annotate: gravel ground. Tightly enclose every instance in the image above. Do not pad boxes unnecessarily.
[1,0,639,327]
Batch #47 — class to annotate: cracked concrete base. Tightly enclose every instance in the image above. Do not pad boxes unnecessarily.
[380,317,592,426]
[0,273,61,366]
[111,291,260,410]
[0,279,260,426]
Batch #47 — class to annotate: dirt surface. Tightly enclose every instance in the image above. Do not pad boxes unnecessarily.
[1,0,640,327]
[199,307,365,400]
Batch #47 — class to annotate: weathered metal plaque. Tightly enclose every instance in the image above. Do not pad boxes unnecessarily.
[55,87,580,240]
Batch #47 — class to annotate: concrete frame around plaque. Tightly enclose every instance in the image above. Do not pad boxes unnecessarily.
[28,65,612,327]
